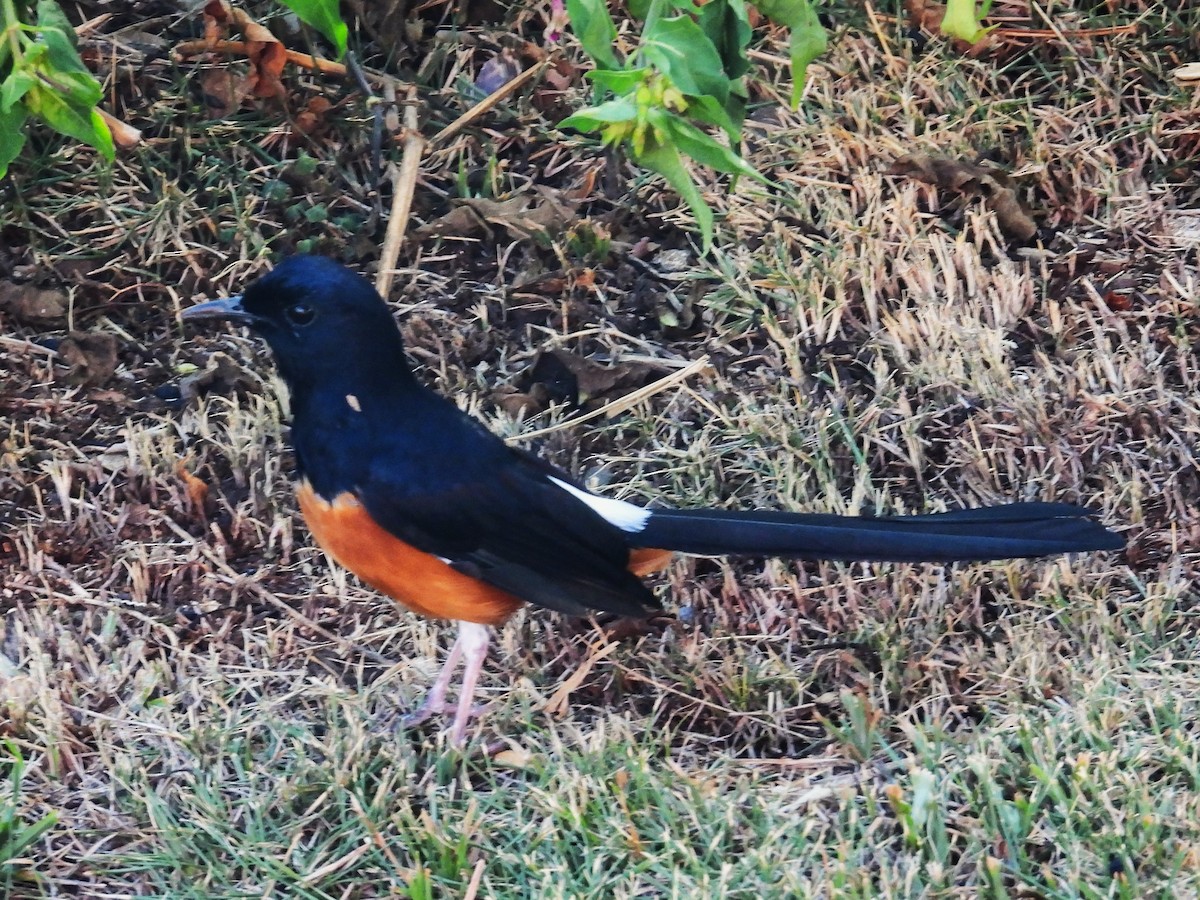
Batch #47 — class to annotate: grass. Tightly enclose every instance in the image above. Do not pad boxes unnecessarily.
[1,0,1198,896]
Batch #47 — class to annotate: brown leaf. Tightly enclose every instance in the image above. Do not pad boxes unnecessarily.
[905,0,945,34]
[412,205,487,240]
[414,187,579,241]
[511,271,568,297]
[247,40,287,99]
[97,109,143,149]
[50,257,101,283]
[490,747,535,769]
[524,350,659,407]
[1102,291,1133,312]
[57,332,120,387]
[889,153,1037,242]
[493,384,550,418]
[203,0,286,100]
[0,282,67,322]
[459,191,576,238]
[532,58,578,119]
[179,352,257,402]
[200,67,252,118]
[293,96,334,136]
[176,462,210,515]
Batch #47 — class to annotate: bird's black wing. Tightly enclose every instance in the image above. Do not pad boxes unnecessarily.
[358,454,661,619]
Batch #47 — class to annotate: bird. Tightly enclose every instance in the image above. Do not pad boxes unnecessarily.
[181,255,1123,746]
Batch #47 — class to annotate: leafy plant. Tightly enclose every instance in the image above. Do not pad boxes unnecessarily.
[560,0,826,251]
[0,0,114,178]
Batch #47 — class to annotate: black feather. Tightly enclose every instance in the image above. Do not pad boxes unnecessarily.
[634,503,1122,562]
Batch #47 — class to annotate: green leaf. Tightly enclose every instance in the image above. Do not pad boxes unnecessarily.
[35,0,90,74]
[35,0,75,43]
[0,104,29,179]
[753,0,827,107]
[24,82,114,160]
[638,138,714,252]
[1,71,37,113]
[566,0,620,70]
[686,93,741,140]
[586,67,651,95]
[642,15,730,103]
[654,110,765,182]
[32,66,102,110]
[697,0,752,80]
[279,0,349,57]
[941,0,988,43]
[560,96,640,131]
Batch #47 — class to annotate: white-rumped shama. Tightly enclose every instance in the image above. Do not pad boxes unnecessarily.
[182,256,1123,745]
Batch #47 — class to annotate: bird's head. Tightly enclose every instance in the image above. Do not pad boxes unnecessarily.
[183,255,411,392]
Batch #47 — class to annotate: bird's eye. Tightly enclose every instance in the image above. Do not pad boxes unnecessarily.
[284,302,316,327]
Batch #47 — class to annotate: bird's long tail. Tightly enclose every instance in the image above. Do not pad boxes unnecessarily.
[632,502,1122,562]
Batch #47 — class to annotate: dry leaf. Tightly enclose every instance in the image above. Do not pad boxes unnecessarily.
[200,67,252,117]
[57,332,120,386]
[543,641,618,717]
[532,57,578,119]
[415,187,579,241]
[490,747,535,769]
[179,352,257,401]
[203,0,286,99]
[293,96,334,136]
[0,282,67,322]
[97,109,143,148]
[889,154,1037,242]
[905,0,945,34]
[492,383,551,418]
[524,350,660,407]
[1173,63,1200,84]
[176,461,210,514]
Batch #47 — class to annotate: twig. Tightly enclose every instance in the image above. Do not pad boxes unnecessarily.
[345,51,384,198]
[991,24,1138,39]
[543,640,619,717]
[429,59,551,147]
[376,87,424,299]
[511,355,712,442]
[0,335,59,356]
[174,38,347,76]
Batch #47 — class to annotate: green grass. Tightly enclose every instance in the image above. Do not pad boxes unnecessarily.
[1,1,1198,896]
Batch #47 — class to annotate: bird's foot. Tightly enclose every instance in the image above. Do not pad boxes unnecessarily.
[377,621,494,747]
[399,697,490,731]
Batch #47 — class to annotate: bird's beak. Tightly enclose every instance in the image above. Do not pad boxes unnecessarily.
[181,295,255,325]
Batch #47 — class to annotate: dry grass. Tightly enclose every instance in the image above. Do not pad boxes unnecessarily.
[2,1,1198,896]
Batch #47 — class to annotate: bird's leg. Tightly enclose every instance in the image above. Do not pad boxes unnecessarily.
[447,621,490,747]
[401,627,465,728]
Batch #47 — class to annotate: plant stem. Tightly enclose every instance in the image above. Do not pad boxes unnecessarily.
[0,0,26,71]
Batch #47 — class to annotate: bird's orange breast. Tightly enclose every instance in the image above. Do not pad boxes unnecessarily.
[296,481,526,626]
